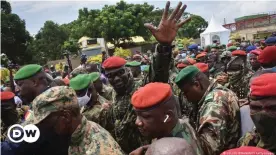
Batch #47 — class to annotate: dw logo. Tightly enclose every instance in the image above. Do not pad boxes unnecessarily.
[7,124,40,143]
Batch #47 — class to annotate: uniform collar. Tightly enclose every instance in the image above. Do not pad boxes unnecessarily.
[170,121,183,137]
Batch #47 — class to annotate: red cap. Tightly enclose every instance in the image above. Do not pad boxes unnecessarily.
[232,50,247,56]
[250,73,276,97]
[258,46,276,64]
[250,50,261,56]
[187,58,196,65]
[102,56,127,69]
[177,63,188,69]
[194,63,209,72]
[221,146,273,155]
[196,53,206,59]
[227,43,233,47]
[0,91,15,101]
[131,82,172,109]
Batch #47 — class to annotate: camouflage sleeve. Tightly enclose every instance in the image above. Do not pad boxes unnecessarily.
[98,106,115,136]
[237,130,260,147]
[82,105,102,124]
[197,91,239,155]
[148,44,172,83]
[197,101,226,155]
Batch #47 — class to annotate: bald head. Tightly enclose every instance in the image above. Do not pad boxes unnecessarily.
[145,137,196,155]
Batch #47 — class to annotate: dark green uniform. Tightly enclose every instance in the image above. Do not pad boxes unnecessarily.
[99,44,172,153]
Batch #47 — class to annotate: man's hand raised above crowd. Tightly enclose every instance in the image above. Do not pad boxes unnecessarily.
[144,1,191,45]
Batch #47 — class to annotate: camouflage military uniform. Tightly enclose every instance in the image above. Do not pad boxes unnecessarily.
[237,128,264,147]
[228,71,254,99]
[100,84,113,101]
[1,108,25,141]
[70,67,88,78]
[167,119,204,155]
[99,81,150,153]
[25,86,124,155]
[189,81,240,155]
[81,95,109,123]
[69,116,124,155]
[99,44,173,153]
[133,74,144,82]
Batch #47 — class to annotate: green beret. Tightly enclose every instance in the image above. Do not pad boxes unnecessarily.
[175,66,200,86]
[228,46,237,52]
[126,61,141,67]
[14,64,42,80]
[70,74,92,91]
[211,44,219,49]
[89,72,100,82]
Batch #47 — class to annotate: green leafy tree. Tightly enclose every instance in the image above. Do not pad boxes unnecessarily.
[62,39,80,54]
[177,14,208,39]
[28,21,69,63]
[114,47,131,58]
[94,1,154,46]
[1,1,32,64]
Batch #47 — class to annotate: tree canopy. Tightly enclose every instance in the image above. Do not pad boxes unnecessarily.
[1,0,208,64]
[1,1,32,64]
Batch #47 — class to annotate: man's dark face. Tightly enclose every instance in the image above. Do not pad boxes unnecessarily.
[130,66,141,78]
[249,54,260,70]
[211,48,217,54]
[105,67,130,91]
[180,81,203,104]
[135,109,165,139]
[29,113,71,155]
[93,78,103,94]
[85,63,98,73]
[207,54,217,68]
[75,84,97,107]
[16,79,36,103]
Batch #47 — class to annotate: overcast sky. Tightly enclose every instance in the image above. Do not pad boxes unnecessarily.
[10,0,276,35]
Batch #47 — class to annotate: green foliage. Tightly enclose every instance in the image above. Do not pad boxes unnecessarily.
[114,47,132,58]
[177,14,208,39]
[1,1,32,64]
[1,0,208,64]
[1,1,11,14]
[94,1,154,46]
[62,39,79,54]
[29,21,69,63]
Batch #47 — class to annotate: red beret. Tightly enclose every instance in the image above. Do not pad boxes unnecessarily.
[194,63,209,72]
[187,58,196,65]
[196,53,206,59]
[258,46,276,64]
[227,43,233,47]
[250,50,261,56]
[221,146,272,155]
[250,73,276,97]
[102,56,126,69]
[0,92,15,101]
[131,82,172,109]
[177,63,188,69]
[232,50,247,56]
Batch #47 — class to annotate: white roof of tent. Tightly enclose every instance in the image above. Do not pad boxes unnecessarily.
[201,15,230,35]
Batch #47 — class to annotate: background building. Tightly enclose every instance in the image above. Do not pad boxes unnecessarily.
[223,12,276,40]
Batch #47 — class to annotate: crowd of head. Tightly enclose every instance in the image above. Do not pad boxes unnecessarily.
[1,1,276,155]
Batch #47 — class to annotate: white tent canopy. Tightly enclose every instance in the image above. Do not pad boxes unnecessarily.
[200,15,230,47]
